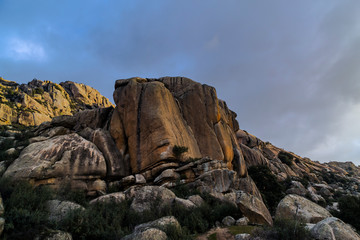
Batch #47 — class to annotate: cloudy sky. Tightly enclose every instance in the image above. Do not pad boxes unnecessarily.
[1,0,360,165]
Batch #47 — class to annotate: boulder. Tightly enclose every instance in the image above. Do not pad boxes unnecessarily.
[135,174,146,184]
[235,233,251,240]
[133,216,180,233]
[195,169,237,193]
[89,192,126,205]
[0,217,4,237]
[236,191,273,226]
[154,169,180,184]
[275,194,332,223]
[188,195,205,207]
[47,200,85,223]
[222,216,236,226]
[130,186,176,213]
[0,194,4,215]
[34,229,73,240]
[236,191,272,226]
[236,216,249,226]
[3,133,107,191]
[174,197,196,209]
[122,228,167,240]
[310,217,360,240]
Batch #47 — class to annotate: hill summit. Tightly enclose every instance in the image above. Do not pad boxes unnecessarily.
[0,77,113,126]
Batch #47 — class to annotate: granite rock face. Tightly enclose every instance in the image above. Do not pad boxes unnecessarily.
[110,77,247,176]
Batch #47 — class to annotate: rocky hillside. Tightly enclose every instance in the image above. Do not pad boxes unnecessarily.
[0,76,360,239]
[0,77,113,126]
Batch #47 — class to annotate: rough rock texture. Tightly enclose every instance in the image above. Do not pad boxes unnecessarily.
[0,77,113,126]
[222,216,236,226]
[110,77,247,176]
[3,133,107,190]
[236,217,249,226]
[174,197,196,209]
[275,194,332,223]
[236,191,273,225]
[89,192,126,205]
[310,217,360,240]
[0,217,4,237]
[47,200,85,223]
[34,229,73,240]
[122,228,167,240]
[130,186,176,213]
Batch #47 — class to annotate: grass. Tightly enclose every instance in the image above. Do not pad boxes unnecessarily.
[227,225,257,235]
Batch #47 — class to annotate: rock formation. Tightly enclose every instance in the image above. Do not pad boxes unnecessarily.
[0,77,113,126]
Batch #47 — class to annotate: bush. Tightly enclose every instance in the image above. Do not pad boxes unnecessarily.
[332,195,360,232]
[173,145,188,159]
[278,151,294,166]
[248,165,285,214]
[0,179,53,239]
[33,87,44,95]
[251,218,312,240]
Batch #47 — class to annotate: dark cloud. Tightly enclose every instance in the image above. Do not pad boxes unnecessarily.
[1,0,360,164]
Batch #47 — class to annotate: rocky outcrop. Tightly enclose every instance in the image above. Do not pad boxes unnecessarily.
[310,217,360,240]
[110,77,247,176]
[0,194,4,237]
[0,77,113,126]
[275,194,332,223]
[34,229,73,240]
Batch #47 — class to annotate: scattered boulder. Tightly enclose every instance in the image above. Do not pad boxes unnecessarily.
[235,233,251,240]
[188,195,205,207]
[236,191,273,226]
[222,216,236,226]
[275,194,332,223]
[34,229,73,240]
[174,197,196,209]
[134,216,180,233]
[236,216,249,226]
[154,169,179,184]
[47,200,85,223]
[286,181,307,196]
[122,228,167,240]
[135,174,146,184]
[130,186,176,213]
[310,217,360,240]
[89,192,126,205]
[0,218,4,237]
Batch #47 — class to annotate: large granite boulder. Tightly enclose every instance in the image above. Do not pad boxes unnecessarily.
[47,200,85,223]
[3,133,107,191]
[275,194,332,223]
[310,217,360,240]
[130,186,176,213]
[236,191,273,226]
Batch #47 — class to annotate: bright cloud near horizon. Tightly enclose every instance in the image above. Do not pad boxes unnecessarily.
[1,0,360,165]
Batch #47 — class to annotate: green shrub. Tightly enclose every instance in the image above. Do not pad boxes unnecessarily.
[332,195,360,232]
[33,87,44,95]
[278,151,294,166]
[173,145,188,159]
[0,180,53,240]
[171,183,200,198]
[251,218,312,240]
[248,165,285,214]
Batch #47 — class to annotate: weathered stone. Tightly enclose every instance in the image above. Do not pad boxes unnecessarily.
[196,169,236,193]
[122,228,167,240]
[275,194,332,223]
[222,216,236,226]
[236,216,249,226]
[0,218,4,237]
[174,197,196,209]
[188,195,205,207]
[154,169,180,184]
[135,174,146,184]
[235,233,251,240]
[311,217,360,240]
[4,133,107,191]
[237,175,263,201]
[89,192,126,205]
[134,216,180,233]
[130,186,176,213]
[236,191,273,226]
[0,194,4,215]
[47,200,85,223]
[34,229,73,240]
